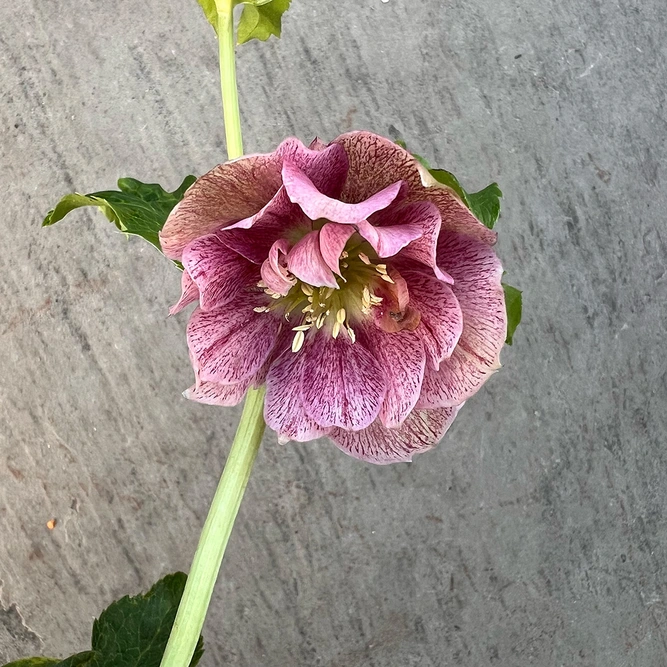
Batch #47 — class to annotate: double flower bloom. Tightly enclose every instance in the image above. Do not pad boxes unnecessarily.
[160,131,506,464]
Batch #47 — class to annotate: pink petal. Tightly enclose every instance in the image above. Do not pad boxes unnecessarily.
[300,335,386,431]
[184,379,249,407]
[329,406,462,465]
[286,230,338,288]
[264,350,331,443]
[355,218,422,259]
[333,131,496,245]
[402,269,464,369]
[278,140,349,197]
[417,346,500,409]
[187,302,281,385]
[169,270,199,315]
[182,234,258,311]
[437,233,506,367]
[417,233,506,407]
[319,223,355,275]
[371,201,452,282]
[361,326,426,428]
[261,239,295,296]
[282,159,404,225]
[160,151,285,260]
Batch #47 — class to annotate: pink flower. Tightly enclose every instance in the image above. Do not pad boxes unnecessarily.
[160,132,507,464]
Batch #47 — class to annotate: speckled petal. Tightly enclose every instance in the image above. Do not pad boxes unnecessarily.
[182,234,258,311]
[300,335,386,430]
[264,350,331,443]
[333,131,496,245]
[361,326,426,428]
[402,268,464,369]
[187,302,281,385]
[329,406,462,465]
[319,223,355,275]
[169,270,199,315]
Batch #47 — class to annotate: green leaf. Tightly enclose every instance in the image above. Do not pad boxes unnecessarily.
[196,0,218,32]
[428,169,471,207]
[466,183,503,230]
[502,284,522,345]
[237,0,291,44]
[43,176,196,252]
[2,574,203,667]
[2,660,62,667]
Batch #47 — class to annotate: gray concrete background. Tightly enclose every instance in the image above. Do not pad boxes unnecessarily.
[1,0,666,665]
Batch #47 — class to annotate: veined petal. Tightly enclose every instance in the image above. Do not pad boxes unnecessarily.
[160,151,284,260]
[354,219,423,259]
[184,379,249,407]
[319,223,355,275]
[282,159,404,225]
[329,406,462,465]
[333,131,496,245]
[361,326,426,428]
[300,335,386,431]
[265,350,331,443]
[187,303,281,385]
[169,270,199,315]
[182,234,258,311]
[286,230,338,288]
[402,269,464,369]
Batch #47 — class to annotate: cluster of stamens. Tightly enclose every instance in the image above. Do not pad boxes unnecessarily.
[253,247,393,353]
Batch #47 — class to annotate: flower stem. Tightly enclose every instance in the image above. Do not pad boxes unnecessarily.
[159,387,266,667]
[217,0,243,159]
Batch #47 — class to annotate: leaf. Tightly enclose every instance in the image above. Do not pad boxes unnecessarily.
[502,284,522,345]
[2,574,203,667]
[428,169,471,207]
[43,176,196,252]
[2,660,62,667]
[466,183,503,230]
[237,0,292,44]
[196,0,218,31]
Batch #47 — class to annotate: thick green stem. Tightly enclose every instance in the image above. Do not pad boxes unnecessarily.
[217,1,243,159]
[160,387,266,667]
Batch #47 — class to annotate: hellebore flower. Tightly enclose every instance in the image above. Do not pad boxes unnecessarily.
[160,132,507,464]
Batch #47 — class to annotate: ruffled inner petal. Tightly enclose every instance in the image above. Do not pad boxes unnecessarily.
[319,223,355,275]
[282,159,404,225]
[286,230,338,288]
[261,239,295,295]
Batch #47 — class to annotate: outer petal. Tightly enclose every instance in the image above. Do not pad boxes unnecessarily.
[418,233,506,407]
[182,234,258,311]
[282,159,404,225]
[300,335,386,430]
[160,152,284,260]
[286,230,338,288]
[402,268,464,369]
[187,302,281,385]
[319,223,355,275]
[329,406,462,465]
[333,131,496,245]
[264,350,331,443]
[437,232,506,366]
[169,270,199,315]
[184,379,249,407]
[361,326,426,428]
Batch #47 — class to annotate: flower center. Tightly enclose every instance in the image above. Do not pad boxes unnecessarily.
[255,240,394,352]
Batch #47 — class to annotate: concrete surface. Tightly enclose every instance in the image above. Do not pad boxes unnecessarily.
[1,0,667,665]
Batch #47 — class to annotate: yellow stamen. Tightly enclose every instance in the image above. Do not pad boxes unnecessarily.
[332,321,341,339]
[292,330,305,353]
[292,324,311,332]
[336,308,346,324]
[376,264,388,275]
[347,326,356,343]
[380,273,395,284]
[253,306,268,313]
[359,252,371,265]
[301,283,313,296]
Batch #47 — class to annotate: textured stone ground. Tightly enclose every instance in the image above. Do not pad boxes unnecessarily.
[2,0,667,665]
